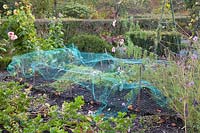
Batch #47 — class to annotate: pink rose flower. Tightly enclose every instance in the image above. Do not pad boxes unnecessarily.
[7,31,18,41]
[8,32,14,37]
[10,35,18,41]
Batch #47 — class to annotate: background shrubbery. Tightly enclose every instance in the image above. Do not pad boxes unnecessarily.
[59,2,93,19]
[67,34,112,53]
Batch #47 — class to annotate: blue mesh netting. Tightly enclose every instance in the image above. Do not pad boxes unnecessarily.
[7,46,167,116]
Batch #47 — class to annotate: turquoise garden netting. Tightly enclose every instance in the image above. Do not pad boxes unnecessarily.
[7,46,167,116]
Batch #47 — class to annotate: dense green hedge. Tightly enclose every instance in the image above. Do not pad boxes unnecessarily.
[67,34,112,53]
[127,30,183,55]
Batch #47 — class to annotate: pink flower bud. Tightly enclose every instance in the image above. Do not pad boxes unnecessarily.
[119,39,124,45]
[193,36,198,42]
[112,47,116,53]
[186,81,194,88]
[112,19,117,27]
[191,54,198,60]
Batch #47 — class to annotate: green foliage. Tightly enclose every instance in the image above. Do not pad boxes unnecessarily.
[50,63,142,106]
[68,34,112,53]
[93,112,136,133]
[0,81,136,132]
[30,0,54,18]
[46,19,64,48]
[0,56,11,70]
[114,0,151,18]
[127,40,149,59]
[27,96,135,132]
[23,96,88,132]
[128,30,183,56]
[142,39,200,132]
[36,19,64,50]
[185,1,200,34]
[0,2,37,54]
[124,31,156,59]
[0,82,30,132]
[1,2,65,53]
[60,2,92,19]
[0,39,7,59]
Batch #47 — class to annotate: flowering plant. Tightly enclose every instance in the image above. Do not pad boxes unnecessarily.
[7,31,18,41]
[6,31,18,55]
[142,36,200,132]
[0,2,37,54]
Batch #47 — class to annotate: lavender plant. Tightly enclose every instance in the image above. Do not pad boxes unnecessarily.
[143,37,200,132]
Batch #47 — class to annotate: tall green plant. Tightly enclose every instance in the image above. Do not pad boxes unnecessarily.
[36,18,64,50]
[46,19,64,48]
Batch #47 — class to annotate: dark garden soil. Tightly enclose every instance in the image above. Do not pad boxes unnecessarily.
[0,71,184,133]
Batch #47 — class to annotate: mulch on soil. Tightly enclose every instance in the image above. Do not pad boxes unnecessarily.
[0,71,184,133]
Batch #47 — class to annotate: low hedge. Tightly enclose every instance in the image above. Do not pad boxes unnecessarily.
[67,34,112,53]
[127,30,184,56]
[34,17,189,42]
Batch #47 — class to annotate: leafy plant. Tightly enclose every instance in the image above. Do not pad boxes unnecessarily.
[93,112,136,133]
[142,39,200,132]
[60,2,93,19]
[37,18,64,50]
[128,30,183,56]
[0,56,12,70]
[0,39,7,59]
[184,0,200,35]
[46,19,64,48]
[26,95,136,132]
[0,82,30,132]
[30,0,54,18]
[67,34,112,53]
[0,80,136,132]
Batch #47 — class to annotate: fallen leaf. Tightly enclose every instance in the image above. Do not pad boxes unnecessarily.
[86,130,93,133]
[171,123,176,127]
[135,108,140,112]
[156,109,162,113]
[100,113,104,117]
[90,101,94,105]
[128,105,134,111]
[19,78,23,82]
[86,116,92,122]
[55,92,60,96]
[157,118,165,124]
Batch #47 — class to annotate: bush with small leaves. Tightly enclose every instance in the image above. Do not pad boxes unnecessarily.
[68,34,112,53]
